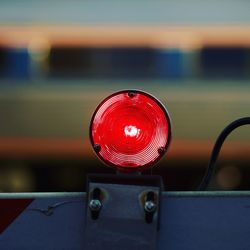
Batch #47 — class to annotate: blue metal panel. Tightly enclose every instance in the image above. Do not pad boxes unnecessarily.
[0,193,85,249]
[160,192,250,250]
[0,191,250,249]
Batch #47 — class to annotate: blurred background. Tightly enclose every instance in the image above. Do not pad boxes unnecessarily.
[0,0,250,192]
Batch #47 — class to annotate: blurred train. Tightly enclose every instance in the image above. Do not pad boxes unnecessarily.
[0,1,250,192]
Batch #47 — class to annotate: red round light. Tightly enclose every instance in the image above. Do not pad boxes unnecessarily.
[90,90,171,172]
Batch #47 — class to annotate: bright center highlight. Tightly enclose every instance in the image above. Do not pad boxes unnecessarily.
[124,125,140,137]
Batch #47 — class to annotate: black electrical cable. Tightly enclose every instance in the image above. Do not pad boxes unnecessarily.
[198,117,250,191]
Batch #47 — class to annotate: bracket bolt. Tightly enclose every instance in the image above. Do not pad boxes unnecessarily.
[89,199,102,212]
[144,200,157,213]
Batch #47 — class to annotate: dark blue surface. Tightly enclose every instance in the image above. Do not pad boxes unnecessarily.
[160,193,250,250]
[0,192,250,249]
[4,49,30,79]
[155,49,183,78]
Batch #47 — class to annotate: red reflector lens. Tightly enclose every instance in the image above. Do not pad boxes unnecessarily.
[90,90,171,172]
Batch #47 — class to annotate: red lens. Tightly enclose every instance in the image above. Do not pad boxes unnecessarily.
[90,90,171,171]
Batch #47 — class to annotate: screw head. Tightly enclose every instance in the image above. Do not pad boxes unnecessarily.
[128,91,136,98]
[89,199,102,211]
[93,144,101,153]
[158,146,166,155]
[144,200,157,213]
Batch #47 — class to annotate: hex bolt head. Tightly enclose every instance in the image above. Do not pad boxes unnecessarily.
[89,199,102,212]
[144,200,157,213]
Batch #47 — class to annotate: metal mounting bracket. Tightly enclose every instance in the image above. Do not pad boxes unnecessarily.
[85,174,163,250]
